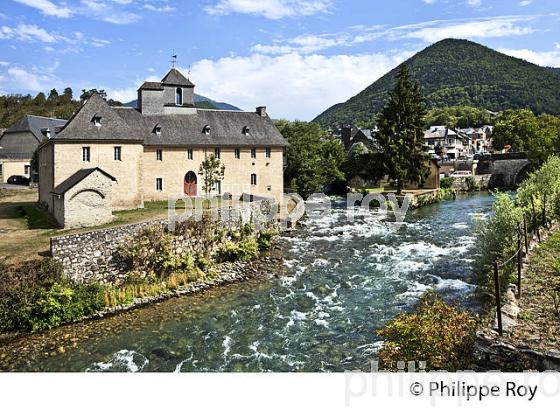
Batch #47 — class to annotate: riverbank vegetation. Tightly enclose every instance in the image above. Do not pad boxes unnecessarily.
[475,156,560,300]
[376,157,560,370]
[0,259,104,332]
[492,109,560,167]
[277,120,346,196]
[502,229,560,351]
[0,219,279,333]
[377,291,477,371]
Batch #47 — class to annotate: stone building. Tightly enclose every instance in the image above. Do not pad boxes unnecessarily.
[51,168,116,228]
[37,68,288,228]
[0,115,66,183]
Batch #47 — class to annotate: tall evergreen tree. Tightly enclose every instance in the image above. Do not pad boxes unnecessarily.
[47,88,59,104]
[377,65,429,195]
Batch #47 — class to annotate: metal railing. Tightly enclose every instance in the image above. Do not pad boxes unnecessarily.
[493,209,546,335]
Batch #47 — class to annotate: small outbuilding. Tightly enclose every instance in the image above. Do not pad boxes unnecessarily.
[423,159,441,189]
[51,167,116,228]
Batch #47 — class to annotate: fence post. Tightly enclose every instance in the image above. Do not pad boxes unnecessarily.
[534,211,541,243]
[493,261,503,336]
[517,223,522,299]
[523,213,529,255]
[542,203,547,231]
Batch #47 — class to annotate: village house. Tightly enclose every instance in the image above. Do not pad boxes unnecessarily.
[425,125,493,160]
[424,126,467,159]
[340,126,380,154]
[0,115,66,183]
[37,68,288,228]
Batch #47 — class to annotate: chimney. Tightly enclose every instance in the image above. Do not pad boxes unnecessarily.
[256,106,267,117]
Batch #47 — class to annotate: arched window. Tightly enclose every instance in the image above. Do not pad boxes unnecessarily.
[175,87,183,105]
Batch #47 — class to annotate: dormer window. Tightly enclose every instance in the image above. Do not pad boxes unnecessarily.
[203,125,211,135]
[41,128,51,138]
[92,115,102,127]
[242,126,250,136]
[153,125,162,136]
[175,88,183,105]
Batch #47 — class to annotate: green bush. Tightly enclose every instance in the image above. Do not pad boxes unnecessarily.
[377,291,477,371]
[466,176,479,191]
[257,229,278,251]
[116,227,192,278]
[440,176,454,189]
[474,192,522,295]
[216,236,259,262]
[0,259,106,332]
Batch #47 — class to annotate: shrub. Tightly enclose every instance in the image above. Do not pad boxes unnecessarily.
[473,192,522,295]
[0,259,106,332]
[117,227,193,278]
[440,176,454,189]
[466,176,479,191]
[377,291,477,371]
[257,229,278,251]
[216,236,259,262]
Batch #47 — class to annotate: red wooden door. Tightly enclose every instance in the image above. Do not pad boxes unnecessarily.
[184,172,197,196]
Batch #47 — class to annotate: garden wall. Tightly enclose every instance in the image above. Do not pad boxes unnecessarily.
[50,199,277,284]
[452,174,492,191]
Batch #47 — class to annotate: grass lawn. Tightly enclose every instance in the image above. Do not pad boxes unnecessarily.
[0,189,229,264]
[506,228,560,351]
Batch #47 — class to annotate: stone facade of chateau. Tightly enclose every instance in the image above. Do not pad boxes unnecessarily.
[37,68,288,228]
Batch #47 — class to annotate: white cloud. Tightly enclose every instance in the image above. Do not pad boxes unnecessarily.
[251,16,537,56]
[252,34,350,55]
[396,16,535,43]
[206,0,332,19]
[142,3,175,13]
[13,0,74,18]
[519,0,532,6]
[170,51,413,120]
[0,23,111,50]
[0,64,61,92]
[466,0,482,7]
[80,0,141,24]
[423,0,437,4]
[0,24,60,43]
[499,47,560,67]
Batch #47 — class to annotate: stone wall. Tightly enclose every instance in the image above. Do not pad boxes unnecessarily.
[476,158,531,187]
[51,199,277,283]
[452,174,492,191]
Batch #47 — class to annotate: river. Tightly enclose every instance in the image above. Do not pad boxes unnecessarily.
[0,193,494,372]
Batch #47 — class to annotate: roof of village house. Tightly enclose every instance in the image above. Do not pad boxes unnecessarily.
[3,115,67,142]
[54,93,141,141]
[161,68,194,87]
[51,167,116,195]
[139,69,195,90]
[50,67,287,147]
[112,106,288,147]
[138,81,164,91]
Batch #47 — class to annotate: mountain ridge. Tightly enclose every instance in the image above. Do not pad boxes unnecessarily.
[313,39,560,128]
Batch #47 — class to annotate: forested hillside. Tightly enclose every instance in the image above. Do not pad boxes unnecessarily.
[314,39,560,128]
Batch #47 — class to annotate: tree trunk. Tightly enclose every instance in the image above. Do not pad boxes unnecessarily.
[396,180,403,196]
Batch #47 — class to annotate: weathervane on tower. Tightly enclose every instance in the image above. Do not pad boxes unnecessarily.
[171,50,177,68]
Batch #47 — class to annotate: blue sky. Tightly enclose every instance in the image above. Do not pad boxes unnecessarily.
[0,0,559,120]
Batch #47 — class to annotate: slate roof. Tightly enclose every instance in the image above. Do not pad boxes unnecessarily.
[54,93,141,141]
[161,68,194,87]
[138,81,164,91]
[4,115,67,141]
[51,167,116,195]
[113,107,288,147]
[50,87,287,147]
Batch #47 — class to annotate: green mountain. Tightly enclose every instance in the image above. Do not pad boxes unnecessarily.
[313,39,560,128]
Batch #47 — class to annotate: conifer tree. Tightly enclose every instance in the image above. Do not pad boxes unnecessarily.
[377,65,429,195]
